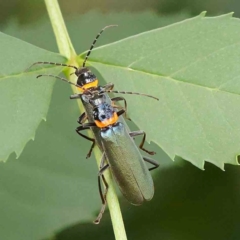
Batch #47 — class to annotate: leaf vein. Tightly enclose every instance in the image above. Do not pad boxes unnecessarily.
[170,41,240,77]
[90,61,240,98]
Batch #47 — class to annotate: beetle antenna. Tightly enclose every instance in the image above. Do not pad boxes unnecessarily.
[25,61,78,72]
[36,74,78,87]
[102,90,159,101]
[82,25,118,67]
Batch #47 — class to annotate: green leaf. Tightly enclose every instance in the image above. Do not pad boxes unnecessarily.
[0,32,65,161]
[84,12,240,169]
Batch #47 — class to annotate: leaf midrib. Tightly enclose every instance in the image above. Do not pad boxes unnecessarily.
[89,60,240,98]
[0,66,63,81]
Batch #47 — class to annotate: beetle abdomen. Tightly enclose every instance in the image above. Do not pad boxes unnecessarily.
[101,122,154,205]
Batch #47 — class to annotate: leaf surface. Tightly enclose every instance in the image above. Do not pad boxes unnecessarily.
[85,13,240,169]
[0,32,65,161]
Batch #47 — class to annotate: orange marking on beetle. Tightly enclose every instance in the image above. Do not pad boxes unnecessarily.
[95,112,118,128]
[77,79,98,92]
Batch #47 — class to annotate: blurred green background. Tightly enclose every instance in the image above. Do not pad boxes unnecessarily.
[1,0,240,240]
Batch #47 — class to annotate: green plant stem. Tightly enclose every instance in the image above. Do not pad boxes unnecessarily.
[68,70,128,240]
[102,163,128,240]
[45,0,75,58]
[44,0,127,239]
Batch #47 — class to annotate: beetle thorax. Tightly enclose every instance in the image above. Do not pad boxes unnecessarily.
[93,103,118,128]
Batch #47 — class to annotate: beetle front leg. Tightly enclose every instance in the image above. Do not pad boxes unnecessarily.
[111,96,131,121]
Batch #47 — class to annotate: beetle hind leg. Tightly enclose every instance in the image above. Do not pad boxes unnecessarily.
[94,154,109,224]
[143,156,159,171]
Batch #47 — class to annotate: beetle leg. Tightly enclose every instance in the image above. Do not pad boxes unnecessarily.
[97,154,109,203]
[94,153,109,224]
[117,109,125,117]
[129,130,156,155]
[102,82,114,91]
[76,122,96,158]
[143,156,159,171]
[111,96,131,121]
[77,112,87,124]
[70,93,81,99]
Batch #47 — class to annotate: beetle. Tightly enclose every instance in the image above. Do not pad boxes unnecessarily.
[77,92,159,224]
[26,26,159,223]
